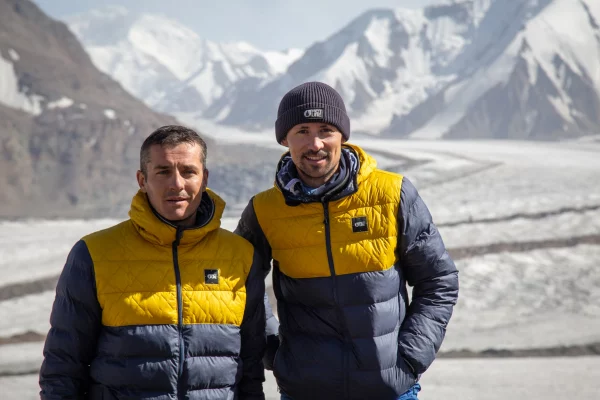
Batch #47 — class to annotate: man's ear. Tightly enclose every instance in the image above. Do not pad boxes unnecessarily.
[136,170,147,192]
[201,168,209,192]
[281,137,289,147]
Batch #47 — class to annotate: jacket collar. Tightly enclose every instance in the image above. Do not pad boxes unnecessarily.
[275,143,377,205]
[128,188,224,246]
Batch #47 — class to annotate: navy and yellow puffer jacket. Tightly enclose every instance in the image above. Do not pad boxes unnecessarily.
[236,144,459,400]
[40,189,266,400]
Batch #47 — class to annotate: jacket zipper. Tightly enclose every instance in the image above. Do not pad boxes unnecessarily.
[322,201,350,399]
[172,227,184,397]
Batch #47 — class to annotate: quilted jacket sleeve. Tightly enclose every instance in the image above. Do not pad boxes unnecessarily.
[238,249,268,400]
[396,178,459,375]
[235,198,280,370]
[39,240,102,400]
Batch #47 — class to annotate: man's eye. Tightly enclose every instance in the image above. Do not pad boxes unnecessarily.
[157,170,169,175]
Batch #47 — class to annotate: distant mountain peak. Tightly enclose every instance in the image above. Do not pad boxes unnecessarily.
[89,4,129,17]
[66,7,304,114]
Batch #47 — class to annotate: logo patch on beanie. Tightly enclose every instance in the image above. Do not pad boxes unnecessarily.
[304,109,323,119]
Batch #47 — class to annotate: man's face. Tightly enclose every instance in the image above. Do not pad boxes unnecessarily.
[136,143,208,227]
[281,123,344,188]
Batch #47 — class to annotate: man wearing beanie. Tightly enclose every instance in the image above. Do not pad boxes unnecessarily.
[235,82,459,400]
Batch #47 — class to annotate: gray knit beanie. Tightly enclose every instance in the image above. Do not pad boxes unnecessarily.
[275,81,350,144]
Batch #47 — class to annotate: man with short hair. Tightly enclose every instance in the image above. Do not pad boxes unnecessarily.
[40,125,266,400]
[236,82,459,400]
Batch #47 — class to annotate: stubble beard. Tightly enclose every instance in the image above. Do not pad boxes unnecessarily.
[297,158,339,187]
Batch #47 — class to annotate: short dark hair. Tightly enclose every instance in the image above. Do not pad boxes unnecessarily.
[140,125,207,175]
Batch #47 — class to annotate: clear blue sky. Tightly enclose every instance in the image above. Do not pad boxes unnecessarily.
[34,0,430,51]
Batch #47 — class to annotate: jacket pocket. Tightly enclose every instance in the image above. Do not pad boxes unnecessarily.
[400,356,418,380]
[397,355,419,394]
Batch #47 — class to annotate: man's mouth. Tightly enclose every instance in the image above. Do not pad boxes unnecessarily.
[304,153,328,163]
[166,197,188,203]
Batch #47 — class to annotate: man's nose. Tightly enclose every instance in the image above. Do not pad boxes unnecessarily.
[169,170,185,190]
[307,135,324,152]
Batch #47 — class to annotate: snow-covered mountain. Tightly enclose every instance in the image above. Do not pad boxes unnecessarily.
[389,0,600,140]
[69,0,600,140]
[207,1,492,134]
[212,0,600,139]
[66,6,303,114]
